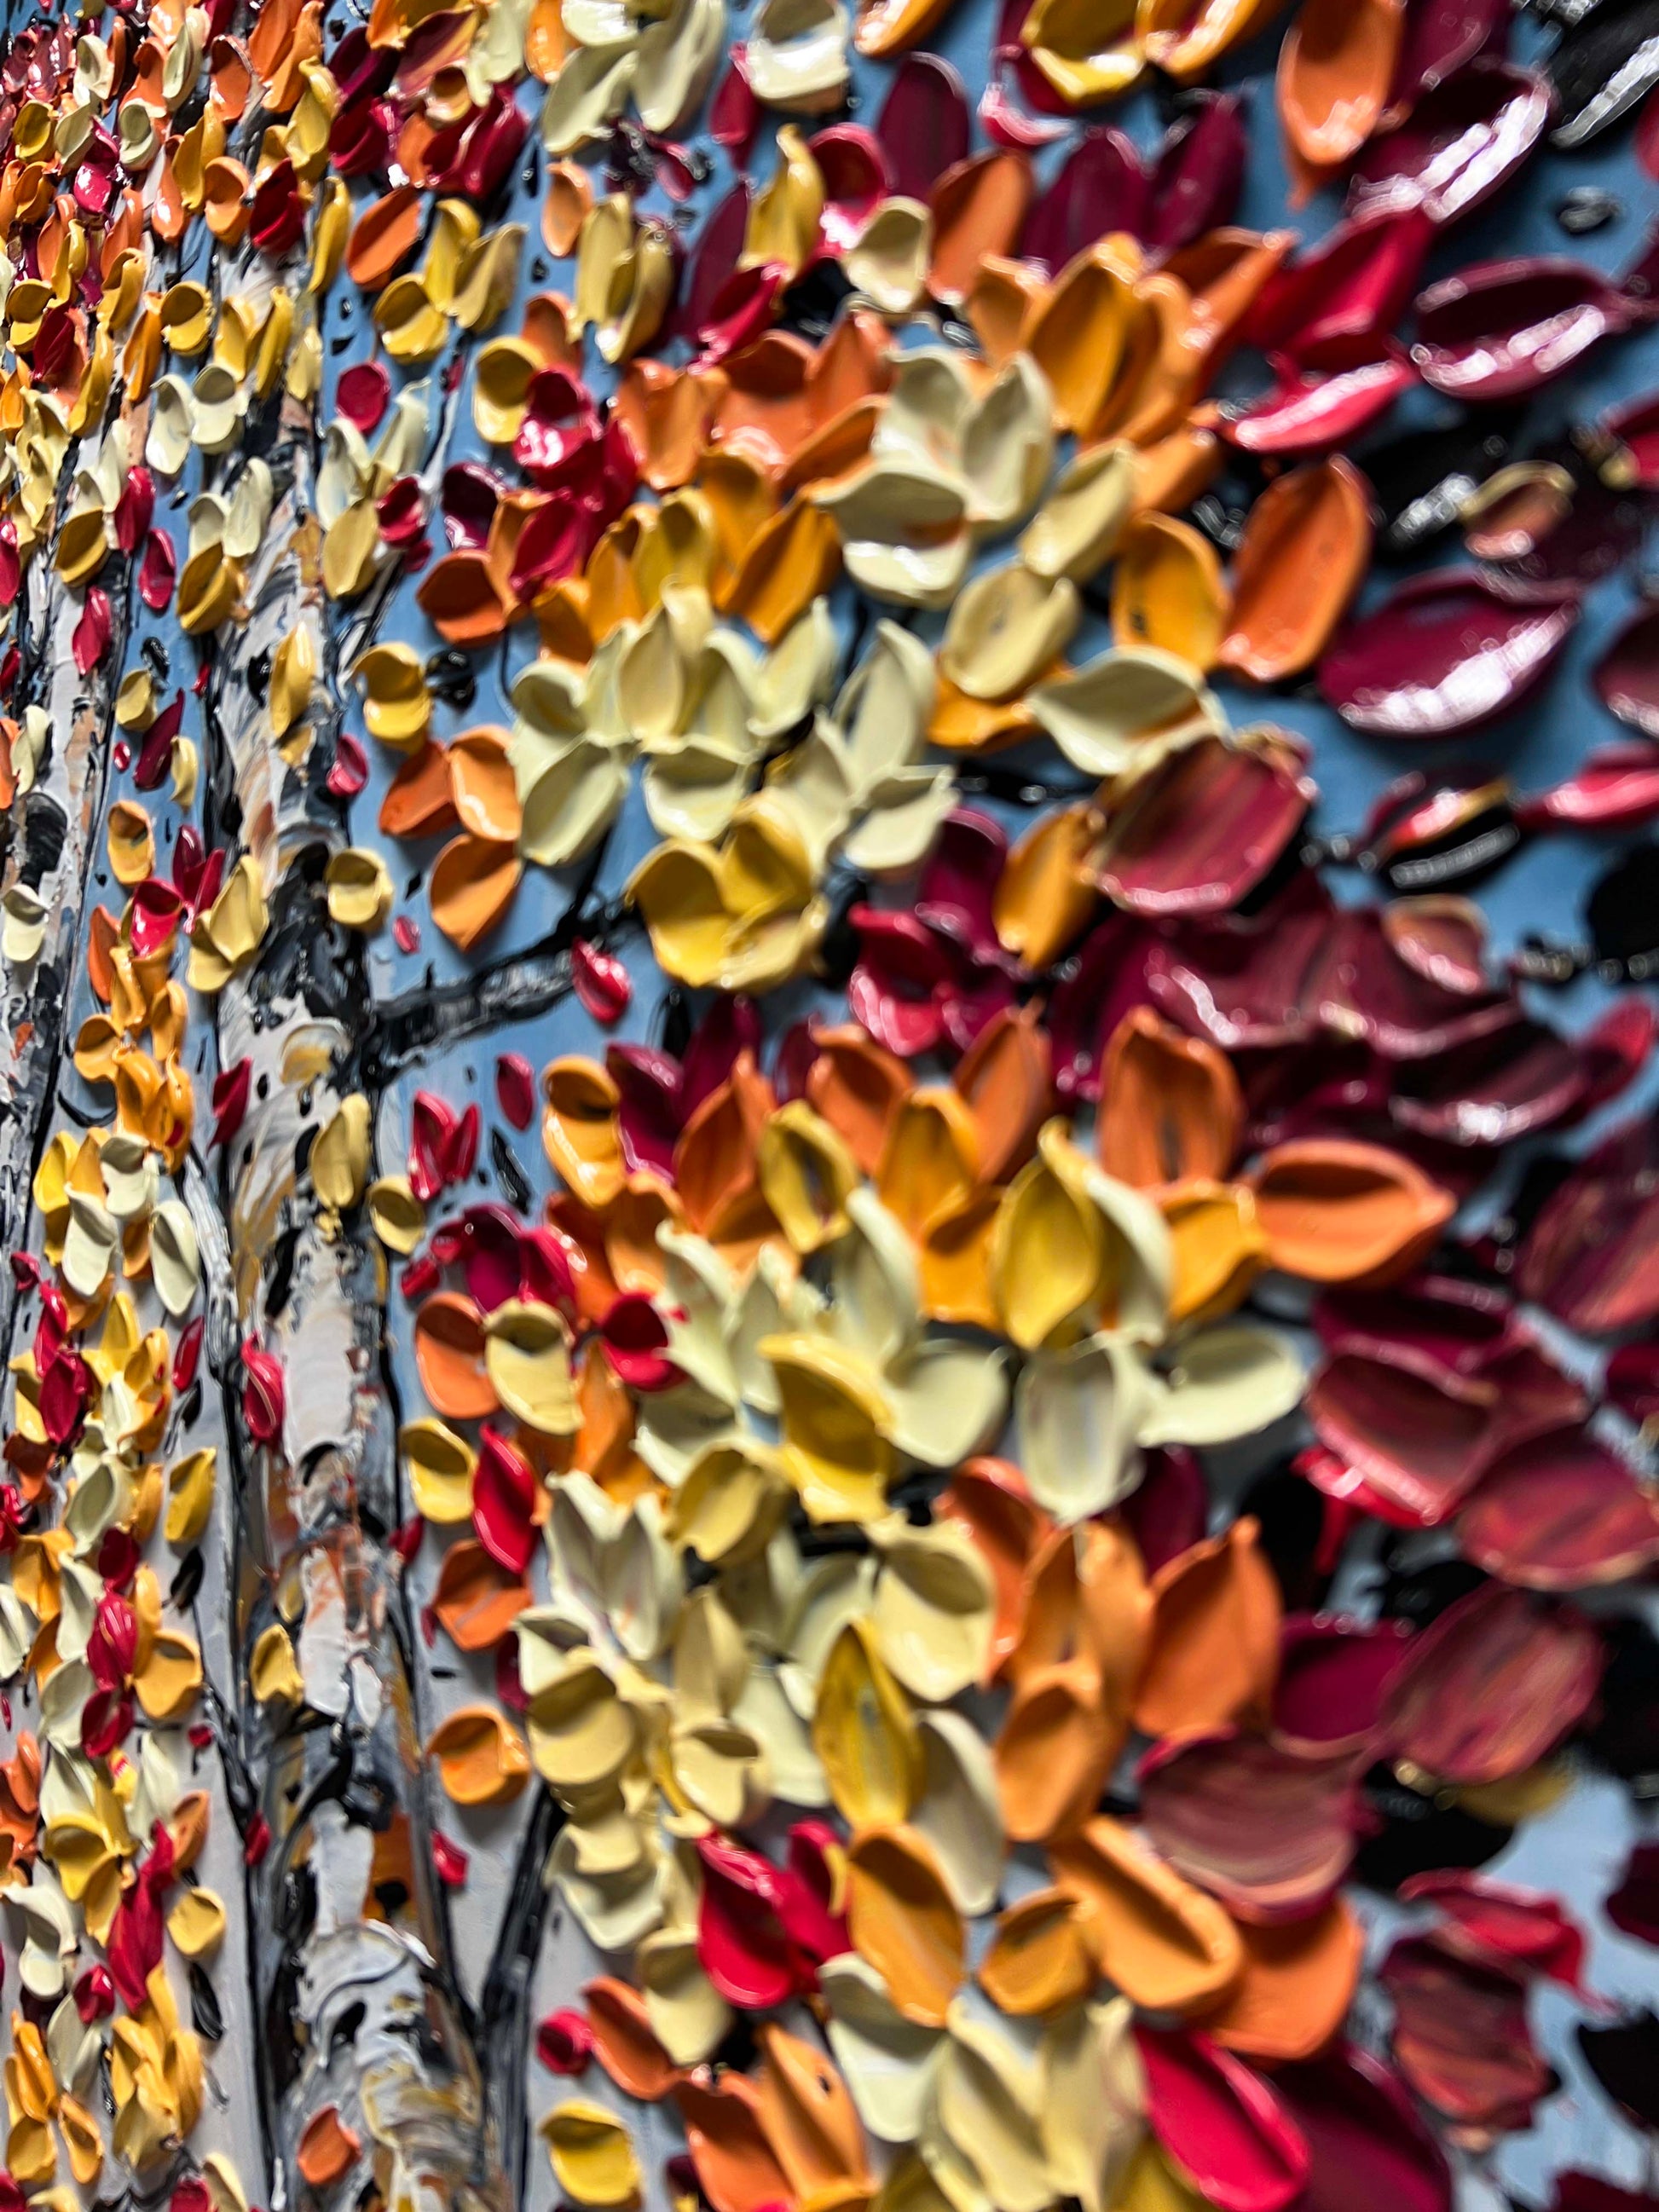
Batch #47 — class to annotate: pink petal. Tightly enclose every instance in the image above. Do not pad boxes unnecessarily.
[1136,2028,1310,2212]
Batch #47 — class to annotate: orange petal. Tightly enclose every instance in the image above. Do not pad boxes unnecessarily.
[1096,1006,1243,1188]
[992,802,1099,967]
[1218,457,1373,684]
[1049,1813,1243,2013]
[542,1057,627,1210]
[1278,0,1405,171]
[433,1539,532,1651]
[1246,1138,1455,1285]
[938,1458,1051,1672]
[587,1977,681,2100]
[426,1702,531,1805]
[979,1886,1096,2017]
[928,152,1033,308]
[414,1291,496,1420]
[379,739,460,840]
[448,725,523,840]
[677,2071,795,2212]
[843,1825,965,2027]
[1199,1897,1365,2062]
[995,1656,1119,1843]
[1132,1517,1280,1738]
[953,1004,1052,1185]
[429,833,521,952]
[805,1023,911,1177]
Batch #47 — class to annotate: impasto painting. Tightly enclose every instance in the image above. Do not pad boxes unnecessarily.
[1,0,1659,2203]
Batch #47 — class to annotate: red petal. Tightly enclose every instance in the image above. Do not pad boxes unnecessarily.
[1137,2028,1311,2212]
[471,1426,539,1575]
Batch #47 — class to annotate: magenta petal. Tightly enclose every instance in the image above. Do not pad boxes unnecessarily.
[495,1052,536,1132]
[695,1834,805,2007]
[1021,125,1148,271]
[471,1426,538,1575]
[810,124,888,251]
[1592,602,1659,737]
[605,1044,684,1176]
[1519,740,1659,829]
[781,1822,852,1963]
[1093,734,1312,919]
[1604,1845,1659,1948]
[1048,914,1156,1100]
[1379,1933,1548,2129]
[1400,1869,1594,1994]
[1137,1728,1361,1924]
[1136,2029,1310,2212]
[916,807,1009,963]
[1274,2045,1451,2212]
[1607,1340,1659,1427]
[682,993,761,1118]
[1273,1615,1411,1754]
[1118,1444,1209,1575]
[1319,569,1580,738]
[1379,1580,1603,1785]
[1389,1018,1586,1146]
[1249,208,1435,362]
[1306,1344,1498,1527]
[1459,1426,1659,1589]
[1146,92,1246,254]
[338,359,391,434]
[668,185,749,349]
[138,528,176,612]
[1385,0,1507,116]
[600,1292,680,1391]
[1601,385,1659,488]
[1351,61,1550,226]
[1148,873,1330,1051]
[1412,256,1637,400]
[847,909,951,1058]
[1517,1114,1659,1333]
[709,44,759,159]
[1226,344,1418,455]
[1309,907,1516,1060]
[460,1205,524,1313]
[876,53,969,204]
[1312,1271,1512,1373]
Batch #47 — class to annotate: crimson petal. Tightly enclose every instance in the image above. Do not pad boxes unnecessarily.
[876,53,969,204]
[1249,208,1435,363]
[1136,2029,1310,2212]
[1459,1426,1659,1589]
[1517,1112,1659,1333]
[1021,126,1148,270]
[1352,61,1550,226]
[1412,256,1638,400]
[1592,602,1659,738]
[1093,734,1313,919]
[1399,1869,1595,1994]
[1379,1932,1549,2130]
[1272,2043,1452,2212]
[1306,1344,1499,1527]
[1137,1728,1361,1923]
[1147,93,1246,254]
[1273,1615,1410,1754]
[472,1426,538,1575]
[1318,569,1580,738]
[1379,1580,1603,1783]
[1226,341,1417,455]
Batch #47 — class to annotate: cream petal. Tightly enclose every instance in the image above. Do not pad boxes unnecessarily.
[550,1824,666,1949]
[540,44,637,155]
[730,1661,828,1805]
[842,768,958,877]
[828,1187,922,1370]
[751,598,840,739]
[1139,1324,1304,1449]
[764,716,857,876]
[1028,648,1223,779]
[961,353,1055,533]
[835,618,937,793]
[872,1525,994,1703]
[815,462,970,611]
[1082,1161,1174,1344]
[633,0,725,131]
[929,2014,1055,2212]
[874,349,977,473]
[1016,1333,1153,1525]
[912,1708,1005,1916]
[747,0,852,108]
[518,737,632,866]
[883,1338,1007,1470]
[1038,1998,1146,2212]
[1020,442,1138,584]
[643,741,754,842]
[822,1955,945,2144]
[939,564,1079,704]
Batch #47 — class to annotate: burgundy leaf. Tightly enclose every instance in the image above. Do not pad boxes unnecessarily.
[1273,1614,1411,1753]
[1593,602,1659,738]
[1226,341,1418,455]
[1147,92,1246,254]
[1352,61,1549,226]
[876,53,969,205]
[1021,126,1148,271]
[1517,1113,1659,1334]
[1400,1869,1596,1994]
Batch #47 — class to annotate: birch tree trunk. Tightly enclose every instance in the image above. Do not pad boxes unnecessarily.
[202,406,508,2212]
